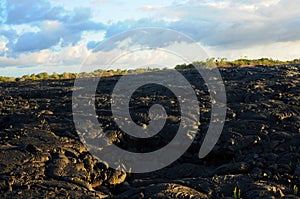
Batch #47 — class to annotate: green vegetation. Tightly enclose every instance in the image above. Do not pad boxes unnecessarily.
[175,57,300,69]
[233,186,241,199]
[222,57,300,67]
[294,185,299,195]
[0,76,16,82]
[0,58,300,83]
[0,67,164,82]
[13,72,79,82]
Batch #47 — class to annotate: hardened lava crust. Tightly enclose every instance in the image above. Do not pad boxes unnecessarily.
[0,65,299,198]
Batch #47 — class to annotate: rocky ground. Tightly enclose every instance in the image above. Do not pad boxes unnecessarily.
[0,65,300,199]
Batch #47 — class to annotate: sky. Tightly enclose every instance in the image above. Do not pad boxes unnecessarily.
[1,0,300,77]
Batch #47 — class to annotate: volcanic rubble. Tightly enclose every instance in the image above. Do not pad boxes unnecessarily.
[0,65,300,198]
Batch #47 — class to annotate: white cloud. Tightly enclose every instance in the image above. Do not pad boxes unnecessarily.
[0,43,90,76]
[139,5,163,12]
[206,40,300,61]
[83,46,187,71]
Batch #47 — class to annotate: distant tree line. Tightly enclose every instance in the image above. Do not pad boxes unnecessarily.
[0,67,163,82]
[175,58,300,69]
[1,58,300,82]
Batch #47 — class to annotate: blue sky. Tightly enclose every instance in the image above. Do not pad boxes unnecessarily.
[1,0,300,77]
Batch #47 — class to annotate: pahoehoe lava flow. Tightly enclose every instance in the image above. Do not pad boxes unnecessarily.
[0,64,299,198]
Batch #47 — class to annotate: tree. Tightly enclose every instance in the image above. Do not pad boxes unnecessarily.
[205,58,216,68]
[37,72,49,79]
[62,72,70,79]
[50,72,60,79]
[30,74,37,80]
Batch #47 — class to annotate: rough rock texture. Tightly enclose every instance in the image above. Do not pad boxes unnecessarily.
[0,64,300,198]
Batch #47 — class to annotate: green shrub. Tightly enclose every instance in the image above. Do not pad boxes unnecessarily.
[1,58,299,82]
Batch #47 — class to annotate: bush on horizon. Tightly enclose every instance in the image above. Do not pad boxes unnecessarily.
[1,58,300,82]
